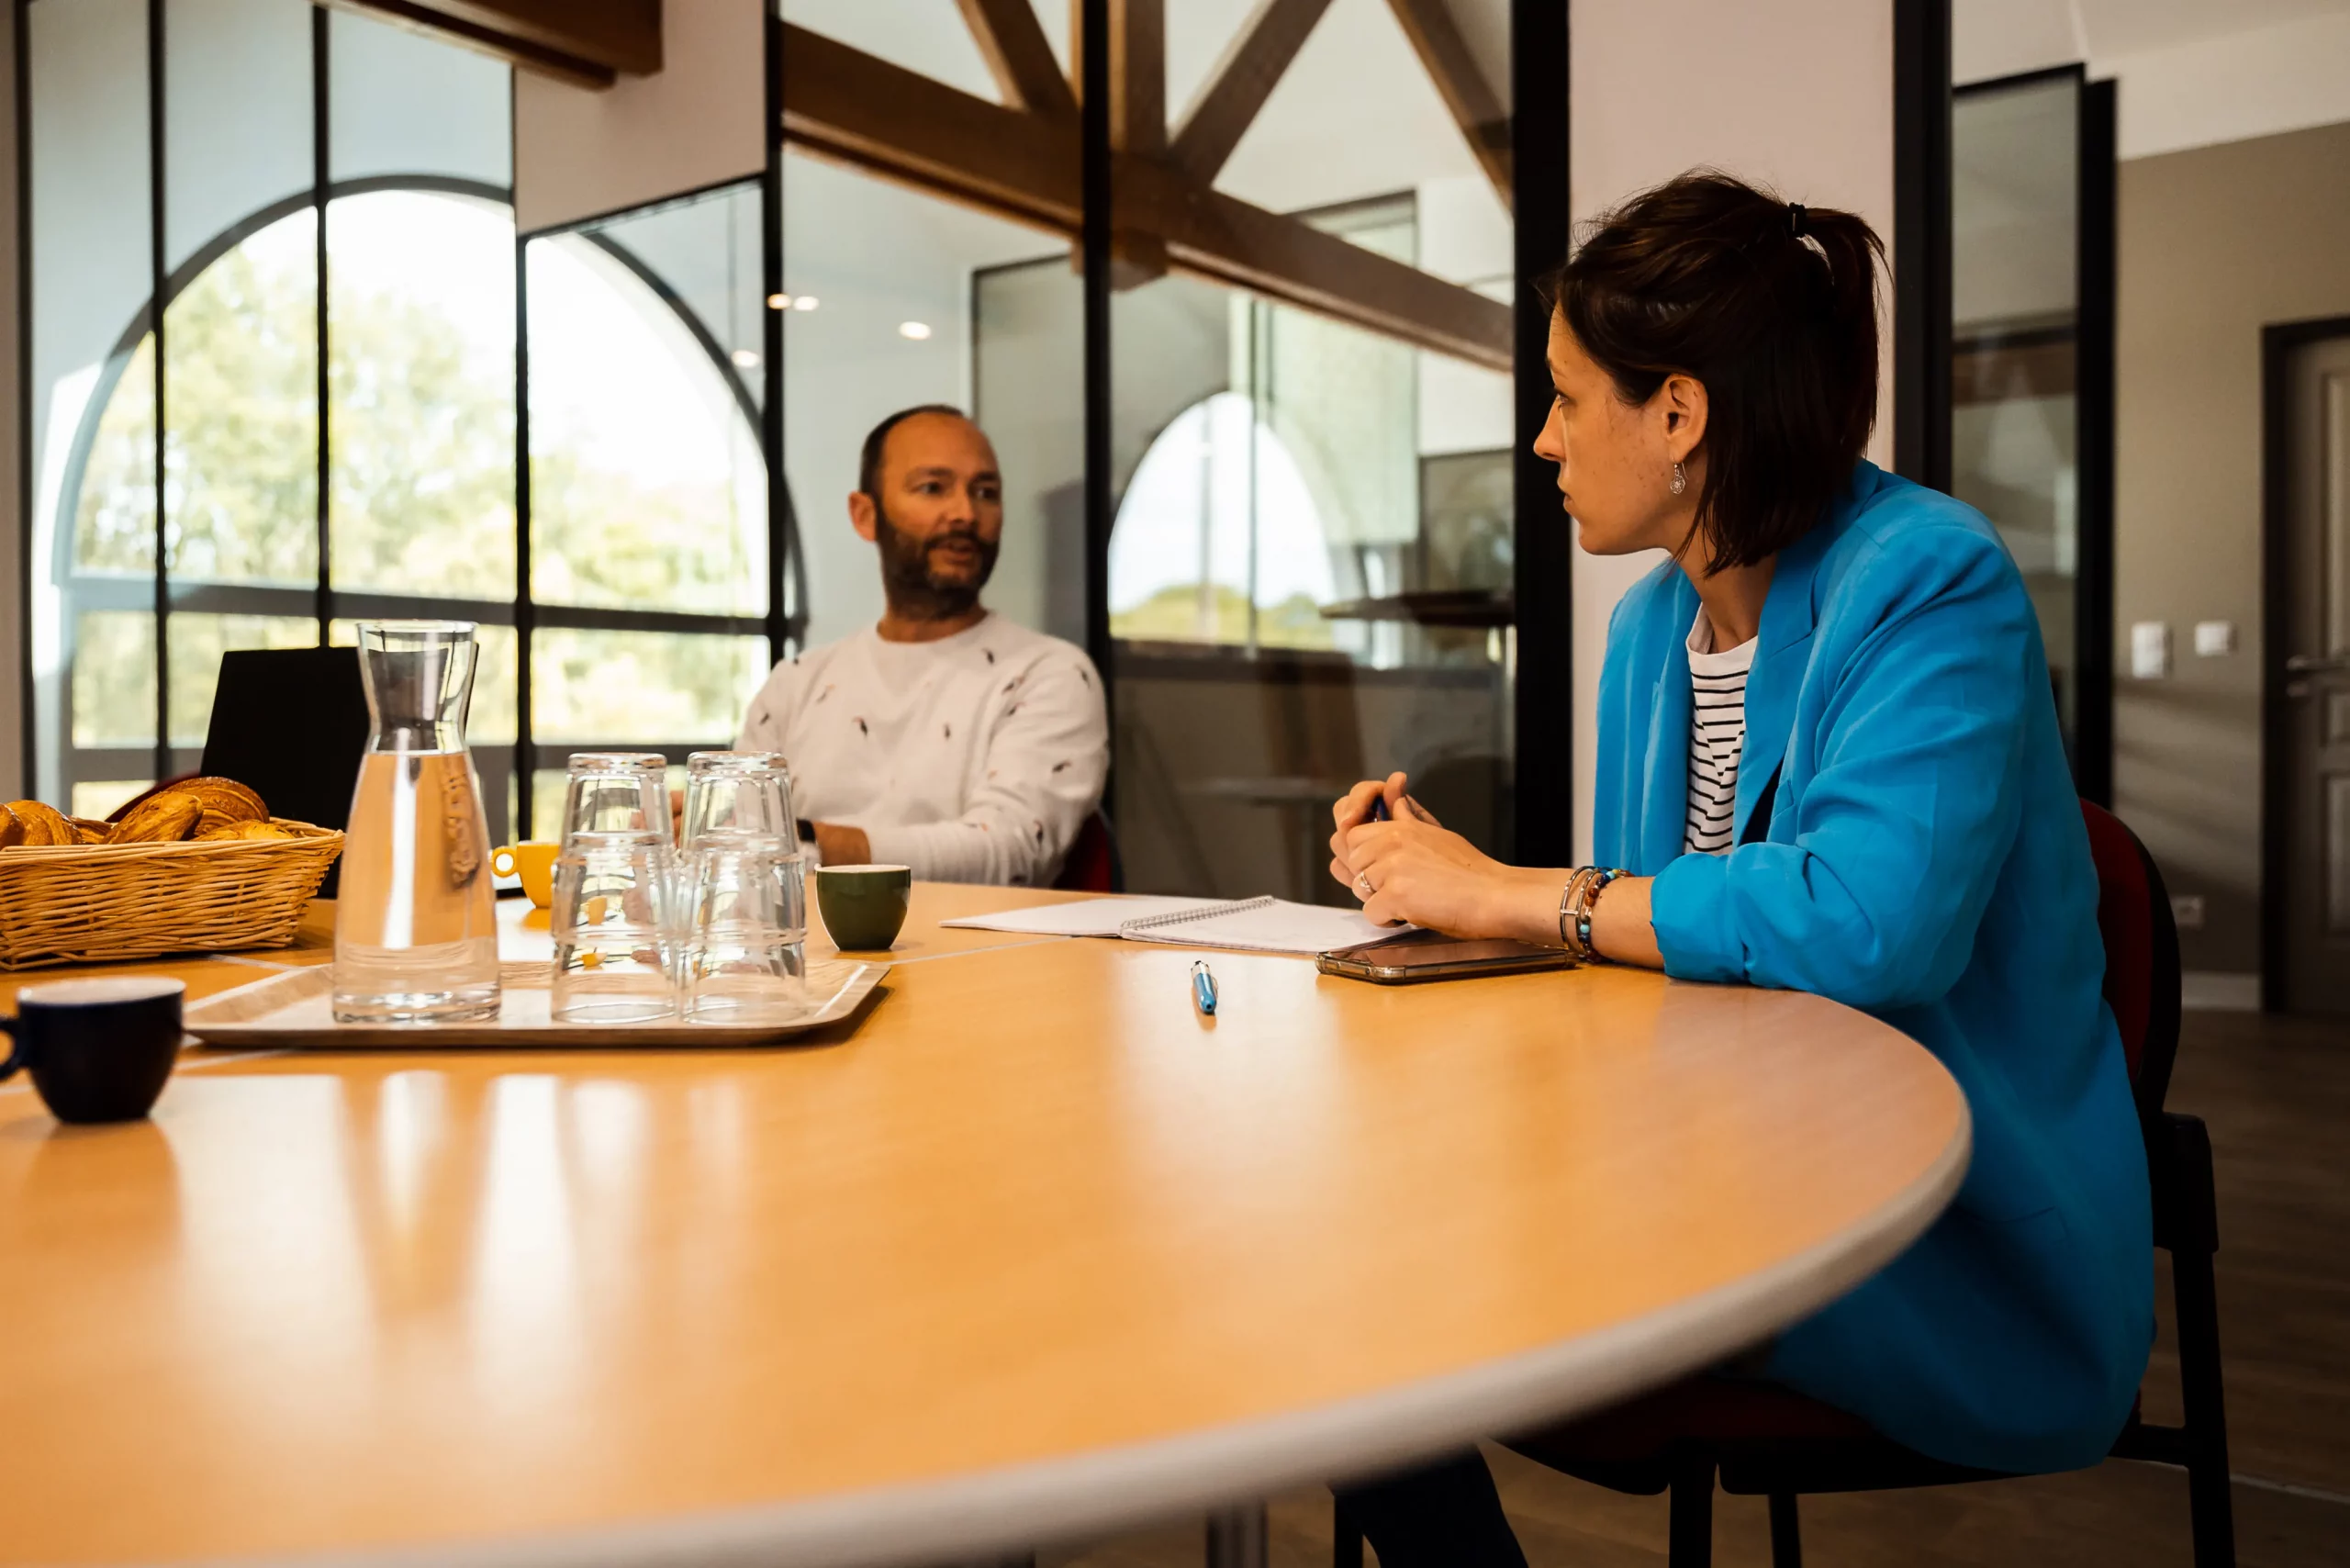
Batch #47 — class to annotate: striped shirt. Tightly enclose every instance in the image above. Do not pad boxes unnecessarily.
[1685,611,1758,855]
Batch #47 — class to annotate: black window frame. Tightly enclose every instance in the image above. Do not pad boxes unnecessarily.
[16,0,800,838]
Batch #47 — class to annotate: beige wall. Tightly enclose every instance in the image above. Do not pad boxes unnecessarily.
[512,0,763,235]
[2114,118,2350,977]
[1567,0,1895,862]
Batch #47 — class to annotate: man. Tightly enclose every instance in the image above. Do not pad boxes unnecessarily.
[736,405,1108,887]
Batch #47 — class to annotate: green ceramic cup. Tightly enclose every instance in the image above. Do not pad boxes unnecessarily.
[816,863,913,951]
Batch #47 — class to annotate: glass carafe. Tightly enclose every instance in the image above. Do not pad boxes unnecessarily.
[332,622,500,1024]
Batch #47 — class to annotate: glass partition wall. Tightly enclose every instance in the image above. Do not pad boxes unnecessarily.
[782,0,1519,898]
[27,0,1546,891]
[1102,2,1514,902]
[1951,66,2115,797]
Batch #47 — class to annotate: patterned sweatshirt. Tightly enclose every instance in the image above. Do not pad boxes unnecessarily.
[735,613,1108,886]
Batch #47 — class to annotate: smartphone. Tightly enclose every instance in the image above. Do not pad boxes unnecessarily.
[1315,927,1574,984]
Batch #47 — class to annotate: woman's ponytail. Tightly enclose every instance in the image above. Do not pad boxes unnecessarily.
[1796,203,1888,475]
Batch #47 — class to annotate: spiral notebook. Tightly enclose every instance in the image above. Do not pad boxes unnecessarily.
[942,894,1406,956]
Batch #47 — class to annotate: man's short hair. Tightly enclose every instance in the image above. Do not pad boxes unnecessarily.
[857,404,971,501]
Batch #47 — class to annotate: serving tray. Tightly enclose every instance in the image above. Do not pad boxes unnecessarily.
[184,959,885,1048]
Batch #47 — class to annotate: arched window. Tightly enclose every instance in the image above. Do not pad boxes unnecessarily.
[39,180,779,829]
[1109,391,1337,650]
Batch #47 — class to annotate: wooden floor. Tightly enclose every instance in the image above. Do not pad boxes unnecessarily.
[1047,1008,2350,1566]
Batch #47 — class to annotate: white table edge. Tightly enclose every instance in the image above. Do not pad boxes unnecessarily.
[204,1098,1973,1568]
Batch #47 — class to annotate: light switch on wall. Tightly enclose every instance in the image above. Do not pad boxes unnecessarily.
[2194,621,2237,656]
[2131,622,2172,679]
[2170,893,2206,930]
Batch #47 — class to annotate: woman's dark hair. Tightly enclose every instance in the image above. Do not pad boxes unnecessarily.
[1550,170,1885,571]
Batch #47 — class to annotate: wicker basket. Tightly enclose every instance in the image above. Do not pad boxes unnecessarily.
[0,821,344,970]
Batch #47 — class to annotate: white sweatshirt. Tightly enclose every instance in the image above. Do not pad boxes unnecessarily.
[735,614,1109,887]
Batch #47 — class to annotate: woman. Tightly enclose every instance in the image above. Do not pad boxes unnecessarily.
[1327,172,2151,1564]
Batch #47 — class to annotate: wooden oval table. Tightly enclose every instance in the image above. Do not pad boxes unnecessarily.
[0,885,1970,1568]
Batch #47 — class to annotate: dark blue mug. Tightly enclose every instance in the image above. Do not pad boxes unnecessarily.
[0,977,186,1124]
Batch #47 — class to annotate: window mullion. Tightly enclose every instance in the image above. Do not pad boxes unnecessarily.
[313,2,330,644]
[513,228,534,838]
[148,0,168,780]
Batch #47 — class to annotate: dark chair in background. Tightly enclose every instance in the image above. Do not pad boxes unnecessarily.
[1054,809,1119,893]
[1335,801,2232,1568]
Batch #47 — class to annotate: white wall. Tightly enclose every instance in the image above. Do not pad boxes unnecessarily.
[1566,0,1896,862]
[1954,0,2350,161]
[513,0,764,235]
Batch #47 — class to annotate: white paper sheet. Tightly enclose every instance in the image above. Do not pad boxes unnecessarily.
[1118,896,1407,956]
[939,895,1227,937]
[944,893,1408,956]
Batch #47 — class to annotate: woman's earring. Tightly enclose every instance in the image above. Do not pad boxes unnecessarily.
[1670,461,1687,497]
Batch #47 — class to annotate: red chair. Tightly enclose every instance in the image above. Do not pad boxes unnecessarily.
[1053,810,1119,893]
[1334,801,2232,1567]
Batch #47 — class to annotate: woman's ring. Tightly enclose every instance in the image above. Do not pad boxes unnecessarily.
[1354,871,1375,900]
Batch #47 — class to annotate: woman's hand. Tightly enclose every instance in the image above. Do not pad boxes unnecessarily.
[1326,774,1550,939]
[1323,775,1666,961]
[1329,771,1412,838]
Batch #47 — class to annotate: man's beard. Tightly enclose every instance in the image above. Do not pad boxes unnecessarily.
[874,500,999,622]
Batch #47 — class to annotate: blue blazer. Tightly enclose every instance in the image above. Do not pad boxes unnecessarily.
[1595,463,2152,1473]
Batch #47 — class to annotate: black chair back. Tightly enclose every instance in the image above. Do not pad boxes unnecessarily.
[200,647,371,897]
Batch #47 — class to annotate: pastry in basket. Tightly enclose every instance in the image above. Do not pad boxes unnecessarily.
[4,799,76,846]
[110,790,205,844]
[0,803,19,848]
[176,776,268,823]
[197,819,297,843]
[67,817,112,844]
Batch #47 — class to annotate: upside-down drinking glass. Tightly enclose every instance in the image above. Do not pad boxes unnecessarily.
[678,752,807,1024]
[679,749,799,849]
[550,753,677,1025]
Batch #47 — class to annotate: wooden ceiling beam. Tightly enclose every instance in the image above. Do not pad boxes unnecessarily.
[1108,0,1166,157]
[782,25,1077,232]
[327,0,661,88]
[778,22,1508,371]
[1382,0,1511,208]
[956,0,1077,119]
[1169,0,1334,184]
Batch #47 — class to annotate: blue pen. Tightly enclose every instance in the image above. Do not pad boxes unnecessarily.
[1191,959,1217,1015]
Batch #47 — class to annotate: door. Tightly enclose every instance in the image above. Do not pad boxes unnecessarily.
[2279,330,2350,1015]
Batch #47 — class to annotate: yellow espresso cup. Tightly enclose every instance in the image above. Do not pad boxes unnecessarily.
[492,841,560,908]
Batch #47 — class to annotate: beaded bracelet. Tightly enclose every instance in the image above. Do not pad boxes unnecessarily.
[1575,867,1628,958]
[1557,866,1628,960]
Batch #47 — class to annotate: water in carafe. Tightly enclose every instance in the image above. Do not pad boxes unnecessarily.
[333,622,500,1024]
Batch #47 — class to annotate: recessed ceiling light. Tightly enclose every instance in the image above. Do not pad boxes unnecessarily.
[792,296,820,312]
[898,320,933,341]
[767,292,791,309]
[731,348,761,368]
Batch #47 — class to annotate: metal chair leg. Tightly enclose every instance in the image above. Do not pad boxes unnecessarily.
[2176,1246,2237,1566]
[1667,1453,1714,1568]
[2159,1115,2236,1568]
[1768,1493,1802,1568]
[1207,1504,1270,1568]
